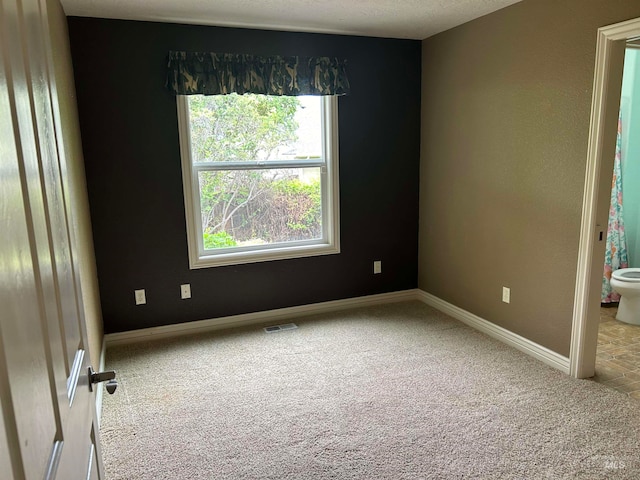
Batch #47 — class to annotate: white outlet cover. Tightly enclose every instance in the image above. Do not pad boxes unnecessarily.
[181,284,191,299]
[502,287,510,303]
[135,289,146,305]
[373,261,382,274]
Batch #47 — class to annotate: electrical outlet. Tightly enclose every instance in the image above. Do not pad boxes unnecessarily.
[135,289,146,305]
[180,283,191,299]
[502,287,510,304]
[373,260,382,274]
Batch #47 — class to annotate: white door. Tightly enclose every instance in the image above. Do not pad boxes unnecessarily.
[0,0,105,478]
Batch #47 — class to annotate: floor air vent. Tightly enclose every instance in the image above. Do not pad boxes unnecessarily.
[263,323,298,333]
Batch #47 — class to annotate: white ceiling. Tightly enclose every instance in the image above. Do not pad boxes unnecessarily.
[60,0,522,40]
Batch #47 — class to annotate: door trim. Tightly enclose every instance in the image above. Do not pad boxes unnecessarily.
[570,18,640,378]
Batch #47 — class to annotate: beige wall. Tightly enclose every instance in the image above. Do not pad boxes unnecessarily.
[419,0,640,356]
[47,0,104,367]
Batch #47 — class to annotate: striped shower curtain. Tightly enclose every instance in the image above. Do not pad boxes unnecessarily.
[602,117,628,303]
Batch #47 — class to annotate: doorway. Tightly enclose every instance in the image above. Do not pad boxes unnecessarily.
[570,17,640,379]
[590,40,640,397]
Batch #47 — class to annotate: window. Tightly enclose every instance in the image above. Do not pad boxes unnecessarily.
[177,93,340,268]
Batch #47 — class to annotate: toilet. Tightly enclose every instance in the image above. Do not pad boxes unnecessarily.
[610,268,640,325]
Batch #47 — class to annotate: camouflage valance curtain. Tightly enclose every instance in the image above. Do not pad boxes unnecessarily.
[166,51,350,96]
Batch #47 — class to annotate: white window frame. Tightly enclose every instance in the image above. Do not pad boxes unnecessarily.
[177,94,340,269]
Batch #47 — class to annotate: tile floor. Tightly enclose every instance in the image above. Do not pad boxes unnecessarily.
[592,305,640,400]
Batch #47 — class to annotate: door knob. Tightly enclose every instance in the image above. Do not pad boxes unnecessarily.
[88,367,118,394]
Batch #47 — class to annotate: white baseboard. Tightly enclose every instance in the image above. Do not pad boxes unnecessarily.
[104,289,420,347]
[416,290,570,374]
[102,288,570,375]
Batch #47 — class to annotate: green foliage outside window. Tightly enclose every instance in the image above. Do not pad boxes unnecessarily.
[203,231,237,249]
[189,94,300,162]
[188,94,323,249]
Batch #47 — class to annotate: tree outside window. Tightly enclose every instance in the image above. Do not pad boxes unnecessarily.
[178,93,339,268]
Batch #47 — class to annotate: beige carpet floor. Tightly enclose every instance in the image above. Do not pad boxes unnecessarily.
[100,301,640,479]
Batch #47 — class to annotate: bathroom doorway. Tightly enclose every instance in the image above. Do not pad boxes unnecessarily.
[570,18,640,381]
[592,39,640,399]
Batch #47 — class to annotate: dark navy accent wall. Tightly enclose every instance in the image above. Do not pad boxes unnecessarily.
[67,18,421,334]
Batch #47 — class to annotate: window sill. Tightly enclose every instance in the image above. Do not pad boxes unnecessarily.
[189,242,340,269]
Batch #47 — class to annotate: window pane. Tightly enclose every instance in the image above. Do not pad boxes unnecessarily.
[198,168,322,249]
[188,94,322,163]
